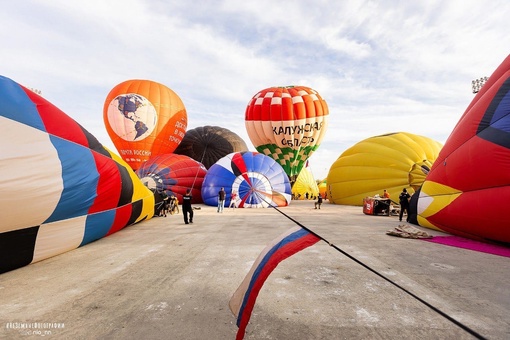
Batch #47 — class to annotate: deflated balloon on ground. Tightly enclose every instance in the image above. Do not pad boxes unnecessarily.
[0,76,154,274]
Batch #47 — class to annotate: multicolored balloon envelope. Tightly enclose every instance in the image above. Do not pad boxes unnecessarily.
[327,132,443,205]
[136,153,207,204]
[201,152,292,208]
[174,125,249,169]
[291,167,319,200]
[103,79,188,170]
[0,75,154,274]
[245,86,329,183]
[417,55,510,244]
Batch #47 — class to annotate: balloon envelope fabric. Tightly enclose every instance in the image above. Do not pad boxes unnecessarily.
[103,79,188,170]
[245,86,329,183]
[136,153,207,204]
[201,152,292,208]
[417,54,510,244]
[174,125,249,169]
[292,167,319,200]
[327,132,442,206]
[0,75,154,274]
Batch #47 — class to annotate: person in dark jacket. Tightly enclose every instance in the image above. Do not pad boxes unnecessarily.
[217,187,226,213]
[182,189,193,224]
[398,188,411,222]
[314,194,323,209]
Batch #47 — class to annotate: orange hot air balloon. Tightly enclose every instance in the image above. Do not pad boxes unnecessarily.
[245,86,329,184]
[103,79,187,170]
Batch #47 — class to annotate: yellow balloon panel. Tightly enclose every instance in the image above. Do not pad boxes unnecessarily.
[105,148,155,221]
[327,132,442,205]
[292,168,319,199]
[328,178,406,205]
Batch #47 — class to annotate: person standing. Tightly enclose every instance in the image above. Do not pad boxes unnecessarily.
[182,188,193,224]
[217,187,226,213]
[383,189,390,199]
[398,188,411,222]
[314,194,323,209]
[229,190,237,208]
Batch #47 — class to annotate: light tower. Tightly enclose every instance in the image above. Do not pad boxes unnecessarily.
[471,76,488,94]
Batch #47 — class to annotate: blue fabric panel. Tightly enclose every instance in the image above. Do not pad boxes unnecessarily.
[0,76,46,131]
[45,136,99,222]
[80,209,116,246]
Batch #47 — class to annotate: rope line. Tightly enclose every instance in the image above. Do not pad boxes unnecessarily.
[255,191,486,340]
[190,145,208,191]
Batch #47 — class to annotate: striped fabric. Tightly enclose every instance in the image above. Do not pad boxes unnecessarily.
[229,226,321,339]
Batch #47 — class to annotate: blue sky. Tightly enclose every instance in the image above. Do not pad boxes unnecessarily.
[2,1,509,179]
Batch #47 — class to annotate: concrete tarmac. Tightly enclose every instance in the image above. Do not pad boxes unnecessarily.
[1,200,509,339]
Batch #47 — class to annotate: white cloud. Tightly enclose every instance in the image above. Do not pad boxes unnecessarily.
[1,0,509,180]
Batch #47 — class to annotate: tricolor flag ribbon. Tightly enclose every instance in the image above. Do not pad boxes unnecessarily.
[229,226,321,339]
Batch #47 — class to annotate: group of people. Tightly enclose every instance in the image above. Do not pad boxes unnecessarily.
[293,192,326,201]
[161,186,412,225]
[380,188,411,222]
[155,189,193,223]
[157,186,238,225]
[217,187,237,212]
[157,192,179,217]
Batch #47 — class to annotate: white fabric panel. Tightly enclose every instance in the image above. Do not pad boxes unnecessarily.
[0,117,63,232]
[32,215,87,263]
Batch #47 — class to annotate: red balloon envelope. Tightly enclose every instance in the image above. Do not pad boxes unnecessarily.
[135,154,206,204]
[417,54,510,244]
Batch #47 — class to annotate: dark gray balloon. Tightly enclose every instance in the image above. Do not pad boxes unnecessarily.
[174,126,249,169]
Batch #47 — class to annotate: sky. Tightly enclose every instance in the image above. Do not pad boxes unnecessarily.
[2,0,509,179]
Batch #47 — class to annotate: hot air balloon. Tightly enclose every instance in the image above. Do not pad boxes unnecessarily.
[318,179,328,199]
[0,76,154,274]
[174,125,249,169]
[136,153,207,204]
[201,152,292,208]
[327,132,443,206]
[103,79,187,170]
[417,55,510,244]
[291,167,319,200]
[245,86,329,184]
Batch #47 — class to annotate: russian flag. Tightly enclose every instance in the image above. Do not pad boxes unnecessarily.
[229,226,321,339]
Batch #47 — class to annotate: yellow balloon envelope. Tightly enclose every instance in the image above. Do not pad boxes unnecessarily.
[292,167,319,200]
[318,178,327,199]
[327,132,442,205]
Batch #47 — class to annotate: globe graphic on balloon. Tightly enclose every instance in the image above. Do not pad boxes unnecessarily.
[106,93,158,141]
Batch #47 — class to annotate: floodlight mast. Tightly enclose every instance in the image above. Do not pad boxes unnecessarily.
[471,76,488,94]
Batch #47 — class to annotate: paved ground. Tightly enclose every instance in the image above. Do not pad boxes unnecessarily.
[1,200,509,340]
